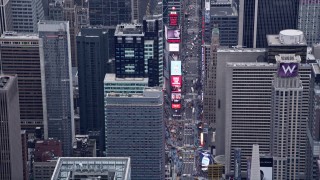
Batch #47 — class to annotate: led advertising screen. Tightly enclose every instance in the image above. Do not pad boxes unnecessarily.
[171,103,181,109]
[260,158,273,180]
[278,63,298,78]
[168,43,180,52]
[167,28,181,43]
[169,13,178,26]
[171,93,181,103]
[171,61,182,75]
[171,75,182,92]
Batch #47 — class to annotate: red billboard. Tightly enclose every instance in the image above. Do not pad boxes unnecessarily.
[169,13,178,26]
[171,75,182,92]
[172,103,181,109]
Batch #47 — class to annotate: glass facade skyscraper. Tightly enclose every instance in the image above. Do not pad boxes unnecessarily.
[77,27,109,156]
[89,0,132,26]
[239,0,299,48]
[38,20,74,156]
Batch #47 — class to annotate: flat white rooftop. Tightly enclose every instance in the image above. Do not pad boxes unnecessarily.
[104,73,148,84]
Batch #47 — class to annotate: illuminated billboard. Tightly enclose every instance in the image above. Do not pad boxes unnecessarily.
[171,75,182,92]
[260,158,273,180]
[168,43,179,52]
[167,27,181,43]
[278,63,298,78]
[171,103,181,109]
[171,61,182,75]
[170,52,179,61]
[169,13,178,26]
[171,93,181,103]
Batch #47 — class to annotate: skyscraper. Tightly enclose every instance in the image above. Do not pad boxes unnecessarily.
[306,61,320,179]
[298,0,320,46]
[203,28,219,128]
[48,0,79,67]
[0,75,23,180]
[143,15,163,86]
[11,0,44,32]
[0,0,13,35]
[38,20,74,156]
[238,0,299,48]
[114,23,145,78]
[77,27,109,156]
[89,0,132,26]
[0,32,46,132]
[270,54,303,179]
[218,31,311,175]
[105,88,165,179]
[204,2,238,46]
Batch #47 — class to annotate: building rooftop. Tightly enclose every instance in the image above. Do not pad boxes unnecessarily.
[115,23,144,36]
[217,48,266,53]
[51,157,131,180]
[267,30,307,46]
[104,73,148,84]
[211,6,237,16]
[0,31,39,39]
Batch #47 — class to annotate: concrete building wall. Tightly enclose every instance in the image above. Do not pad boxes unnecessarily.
[0,33,45,132]
[0,75,23,180]
[215,48,266,156]
[11,0,44,32]
[105,89,165,179]
[223,62,311,174]
[298,0,320,46]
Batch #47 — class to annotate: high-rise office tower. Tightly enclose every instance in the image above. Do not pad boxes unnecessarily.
[238,0,299,48]
[89,0,132,26]
[204,1,238,46]
[48,0,79,67]
[306,61,320,179]
[270,54,303,179]
[218,31,311,175]
[143,15,163,86]
[0,32,46,133]
[77,27,109,156]
[11,0,44,32]
[105,88,165,179]
[298,0,320,46]
[115,23,145,78]
[38,20,74,156]
[203,28,219,128]
[0,0,13,35]
[0,75,23,180]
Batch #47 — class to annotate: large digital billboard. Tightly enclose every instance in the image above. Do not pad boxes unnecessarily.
[278,63,298,78]
[171,61,182,75]
[170,52,179,61]
[168,43,179,52]
[167,27,181,43]
[171,103,181,109]
[171,93,181,103]
[171,75,182,92]
[260,158,273,180]
[169,13,178,26]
